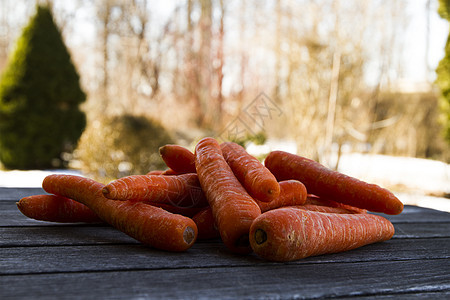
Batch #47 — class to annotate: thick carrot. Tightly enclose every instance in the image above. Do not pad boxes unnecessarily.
[146,169,178,176]
[264,151,403,215]
[293,204,365,214]
[152,203,206,218]
[220,142,280,202]
[146,170,165,175]
[256,180,307,212]
[42,174,197,252]
[195,137,261,254]
[102,173,208,208]
[161,169,179,175]
[306,194,367,214]
[17,194,102,223]
[159,144,196,174]
[192,207,220,240]
[249,207,395,261]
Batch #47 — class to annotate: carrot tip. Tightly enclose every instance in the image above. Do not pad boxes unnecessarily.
[183,226,196,245]
[254,229,267,245]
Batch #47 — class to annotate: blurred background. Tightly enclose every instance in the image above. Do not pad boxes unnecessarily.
[0,0,449,211]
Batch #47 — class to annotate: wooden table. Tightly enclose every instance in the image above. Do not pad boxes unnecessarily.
[1,187,449,299]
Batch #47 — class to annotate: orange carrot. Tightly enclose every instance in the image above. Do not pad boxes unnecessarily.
[152,203,206,218]
[159,144,196,174]
[102,173,208,208]
[220,142,280,202]
[161,169,179,175]
[146,170,165,175]
[306,194,367,214]
[195,137,261,254]
[42,174,198,252]
[17,194,102,223]
[293,204,365,214]
[249,207,395,261]
[192,207,220,240]
[264,151,403,215]
[256,180,307,212]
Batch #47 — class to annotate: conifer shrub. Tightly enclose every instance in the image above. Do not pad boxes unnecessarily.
[75,114,173,182]
[0,5,86,169]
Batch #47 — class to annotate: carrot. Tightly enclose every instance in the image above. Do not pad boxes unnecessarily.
[17,194,102,223]
[192,207,220,240]
[159,144,196,174]
[249,207,395,261]
[152,203,206,218]
[195,137,261,254]
[42,174,198,252]
[293,204,365,214]
[256,180,307,212]
[146,170,165,175]
[306,194,367,214]
[220,142,280,202]
[102,173,208,208]
[264,151,403,215]
[161,169,179,175]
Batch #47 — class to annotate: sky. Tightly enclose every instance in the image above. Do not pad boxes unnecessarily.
[4,0,450,86]
[403,0,448,83]
[146,0,450,85]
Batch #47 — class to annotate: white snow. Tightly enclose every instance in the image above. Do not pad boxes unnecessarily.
[0,169,82,188]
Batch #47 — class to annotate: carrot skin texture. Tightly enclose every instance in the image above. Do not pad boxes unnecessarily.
[264,151,403,215]
[146,170,165,175]
[306,194,367,214]
[292,204,365,214]
[159,144,196,174]
[192,207,220,240]
[103,173,208,208]
[221,142,280,202]
[17,194,102,223]
[195,137,261,254]
[42,175,198,252]
[257,180,307,212]
[250,207,395,262]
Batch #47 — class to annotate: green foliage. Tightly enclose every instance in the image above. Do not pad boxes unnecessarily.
[0,5,86,169]
[229,131,267,148]
[436,1,450,145]
[438,0,450,20]
[76,114,174,182]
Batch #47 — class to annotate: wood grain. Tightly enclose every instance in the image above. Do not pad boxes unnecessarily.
[1,186,449,299]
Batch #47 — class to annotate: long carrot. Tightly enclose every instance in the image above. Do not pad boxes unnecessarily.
[17,194,102,223]
[159,144,196,174]
[249,207,395,261]
[195,137,261,254]
[293,204,365,214]
[256,180,307,212]
[221,142,280,202]
[192,207,220,240]
[306,194,367,214]
[264,151,403,215]
[42,174,198,252]
[146,170,165,175]
[102,173,208,208]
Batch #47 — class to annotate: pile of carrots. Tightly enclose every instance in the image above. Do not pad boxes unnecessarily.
[17,137,403,262]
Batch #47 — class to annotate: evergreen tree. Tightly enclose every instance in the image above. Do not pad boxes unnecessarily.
[436,0,450,144]
[0,5,86,169]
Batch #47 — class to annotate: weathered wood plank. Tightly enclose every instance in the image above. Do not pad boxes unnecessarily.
[1,221,449,248]
[1,259,449,299]
[1,238,449,275]
[0,187,47,201]
[0,225,137,247]
[3,200,450,227]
